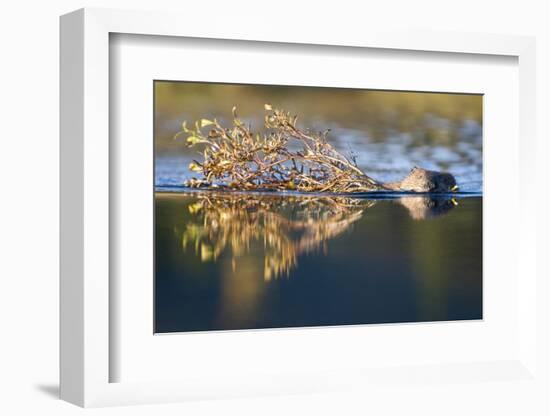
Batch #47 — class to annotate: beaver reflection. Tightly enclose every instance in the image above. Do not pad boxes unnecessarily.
[179,193,457,279]
[397,196,458,220]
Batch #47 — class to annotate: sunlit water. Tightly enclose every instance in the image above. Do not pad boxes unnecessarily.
[154,85,482,332]
[155,121,482,193]
[155,192,482,333]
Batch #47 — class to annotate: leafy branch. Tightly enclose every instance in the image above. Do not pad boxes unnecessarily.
[175,105,381,193]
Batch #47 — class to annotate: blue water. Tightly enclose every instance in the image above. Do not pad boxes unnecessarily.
[155,122,482,193]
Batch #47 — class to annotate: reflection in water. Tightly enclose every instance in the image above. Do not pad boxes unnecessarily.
[155,193,482,332]
[180,193,373,280]
[178,192,456,280]
[397,196,457,220]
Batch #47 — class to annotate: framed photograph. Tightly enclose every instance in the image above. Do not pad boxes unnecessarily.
[60,8,538,407]
[153,81,483,334]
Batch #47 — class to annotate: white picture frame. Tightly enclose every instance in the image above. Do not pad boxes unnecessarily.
[60,7,538,407]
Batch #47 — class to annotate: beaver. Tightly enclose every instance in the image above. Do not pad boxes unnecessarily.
[184,166,459,194]
[379,167,459,193]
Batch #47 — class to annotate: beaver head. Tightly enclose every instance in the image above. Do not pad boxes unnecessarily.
[397,167,458,193]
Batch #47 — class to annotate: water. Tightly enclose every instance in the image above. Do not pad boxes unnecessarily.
[154,192,482,333]
[154,83,483,332]
[155,119,482,193]
[155,84,483,193]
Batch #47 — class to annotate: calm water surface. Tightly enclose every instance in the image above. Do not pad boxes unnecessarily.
[154,192,482,333]
[154,84,483,332]
[155,85,483,192]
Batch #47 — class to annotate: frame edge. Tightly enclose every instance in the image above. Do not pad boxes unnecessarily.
[58,6,539,407]
[60,8,85,407]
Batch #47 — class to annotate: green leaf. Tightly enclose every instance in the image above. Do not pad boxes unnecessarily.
[188,161,203,172]
[186,135,199,144]
[200,119,214,128]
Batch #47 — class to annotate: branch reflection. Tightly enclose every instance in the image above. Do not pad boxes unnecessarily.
[179,192,458,280]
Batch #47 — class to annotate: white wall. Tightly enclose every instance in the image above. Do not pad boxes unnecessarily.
[1,1,548,414]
